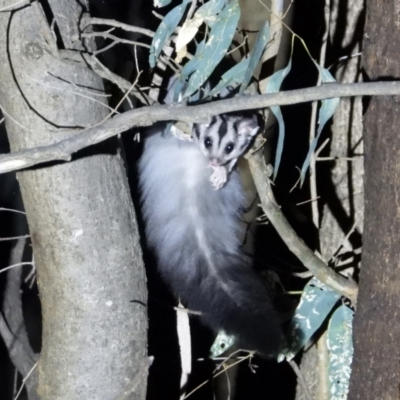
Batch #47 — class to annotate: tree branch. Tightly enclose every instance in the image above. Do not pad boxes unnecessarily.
[247,136,358,304]
[81,32,151,50]
[0,80,399,174]
[85,17,155,38]
[80,53,154,105]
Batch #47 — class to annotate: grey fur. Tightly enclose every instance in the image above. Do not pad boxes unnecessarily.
[138,114,283,356]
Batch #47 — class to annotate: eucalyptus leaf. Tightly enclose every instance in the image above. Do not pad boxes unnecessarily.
[265,57,292,179]
[280,277,341,361]
[300,64,340,185]
[181,39,206,80]
[239,21,270,93]
[327,305,354,400]
[175,16,204,52]
[195,0,227,27]
[207,58,250,97]
[183,0,241,98]
[149,0,190,67]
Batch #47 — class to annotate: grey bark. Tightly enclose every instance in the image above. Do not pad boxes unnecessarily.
[348,0,400,398]
[320,0,364,262]
[296,1,364,399]
[0,1,148,399]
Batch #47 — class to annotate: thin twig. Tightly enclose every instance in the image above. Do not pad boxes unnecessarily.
[296,197,321,206]
[81,32,151,49]
[14,362,38,400]
[317,156,358,161]
[0,207,26,215]
[86,17,155,38]
[0,262,33,274]
[314,138,330,158]
[174,306,202,316]
[81,53,153,106]
[330,220,359,263]
[183,352,254,399]
[0,235,30,242]
[309,0,331,231]
[113,71,142,115]
[152,10,164,20]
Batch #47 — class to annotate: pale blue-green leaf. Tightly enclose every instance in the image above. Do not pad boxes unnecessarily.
[149,0,190,67]
[181,39,206,80]
[266,57,292,93]
[239,21,270,94]
[210,330,236,358]
[316,66,340,134]
[183,0,241,98]
[265,58,292,179]
[270,105,285,180]
[195,0,226,21]
[327,305,354,400]
[154,0,172,8]
[279,277,341,361]
[206,58,250,98]
[172,77,185,102]
[300,64,340,185]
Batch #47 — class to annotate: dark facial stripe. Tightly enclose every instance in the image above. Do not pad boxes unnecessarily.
[233,120,240,134]
[217,115,228,146]
[209,115,217,128]
[193,124,200,139]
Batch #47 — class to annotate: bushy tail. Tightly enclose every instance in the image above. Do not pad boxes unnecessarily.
[162,251,283,357]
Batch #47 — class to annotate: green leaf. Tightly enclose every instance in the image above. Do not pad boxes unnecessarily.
[181,39,206,80]
[300,64,340,185]
[149,0,190,67]
[327,305,354,400]
[206,58,250,97]
[195,0,227,27]
[265,58,292,179]
[183,0,241,98]
[280,277,341,361]
[239,21,270,94]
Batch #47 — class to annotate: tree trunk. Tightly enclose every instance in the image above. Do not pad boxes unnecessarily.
[295,1,364,397]
[348,1,400,399]
[0,1,148,399]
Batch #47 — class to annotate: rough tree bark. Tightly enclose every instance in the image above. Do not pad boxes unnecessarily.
[295,1,364,397]
[348,1,400,399]
[0,1,148,399]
